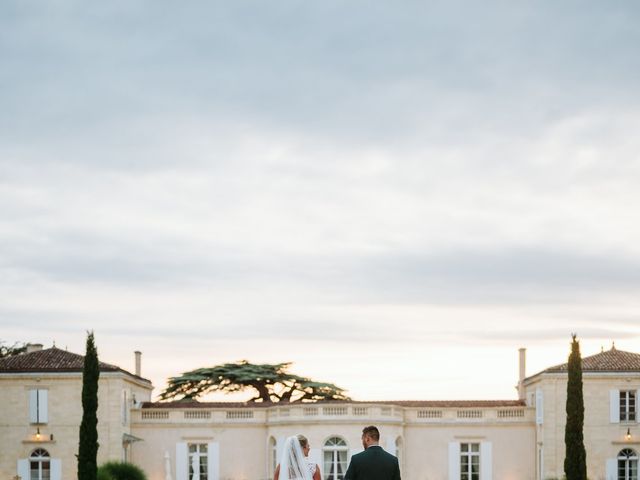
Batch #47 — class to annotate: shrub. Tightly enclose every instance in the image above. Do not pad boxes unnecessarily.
[97,462,147,480]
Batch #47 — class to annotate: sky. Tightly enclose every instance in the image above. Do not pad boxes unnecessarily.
[2,1,640,402]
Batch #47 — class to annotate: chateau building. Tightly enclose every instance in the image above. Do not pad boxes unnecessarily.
[0,345,152,480]
[1,344,639,480]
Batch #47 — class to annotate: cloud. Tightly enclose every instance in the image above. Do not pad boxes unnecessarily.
[1,1,640,399]
[2,1,639,156]
[472,327,640,345]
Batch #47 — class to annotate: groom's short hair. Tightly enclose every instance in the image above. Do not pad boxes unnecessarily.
[362,425,380,441]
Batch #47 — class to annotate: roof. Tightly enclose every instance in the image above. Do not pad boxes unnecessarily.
[0,346,151,383]
[527,346,640,380]
[142,399,526,409]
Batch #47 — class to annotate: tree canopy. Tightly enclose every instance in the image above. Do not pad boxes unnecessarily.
[564,333,587,480]
[160,360,350,403]
[97,462,147,480]
[0,340,26,358]
[78,331,100,480]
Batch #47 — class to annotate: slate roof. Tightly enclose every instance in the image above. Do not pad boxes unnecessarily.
[143,399,525,409]
[0,346,151,383]
[528,346,640,379]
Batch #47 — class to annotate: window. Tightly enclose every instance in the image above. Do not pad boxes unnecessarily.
[323,436,348,480]
[188,443,208,479]
[460,443,480,480]
[30,449,50,480]
[618,448,638,480]
[121,390,129,425]
[269,437,277,476]
[29,389,48,424]
[621,391,637,422]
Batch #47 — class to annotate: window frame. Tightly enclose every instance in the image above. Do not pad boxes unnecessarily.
[621,391,637,423]
[187,443,208,480]
[460,442,480,480]
[29,448,51,480]
[323,436,348,480]
[618,448,638,480]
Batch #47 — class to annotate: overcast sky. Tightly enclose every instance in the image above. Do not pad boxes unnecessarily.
[2,1,640,401]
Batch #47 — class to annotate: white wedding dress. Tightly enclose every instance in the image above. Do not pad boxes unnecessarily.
[278,436,315,480]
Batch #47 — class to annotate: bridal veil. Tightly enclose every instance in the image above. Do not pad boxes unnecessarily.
[278,435,312,480]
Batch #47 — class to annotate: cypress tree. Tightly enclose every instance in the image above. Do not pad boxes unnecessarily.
[564,333,587,480]
[78,331,100,480]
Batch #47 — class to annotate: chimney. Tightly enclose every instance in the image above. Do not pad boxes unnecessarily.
[26,343,43,353]
[518,348,526,400]
[135,351,142,377]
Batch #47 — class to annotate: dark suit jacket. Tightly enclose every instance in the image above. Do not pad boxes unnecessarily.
[344,445,401,480]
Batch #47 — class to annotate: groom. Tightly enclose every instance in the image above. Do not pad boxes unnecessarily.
[344,425,401,480]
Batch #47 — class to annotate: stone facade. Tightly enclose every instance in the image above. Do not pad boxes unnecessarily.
[130,401,533,480]
[2,344,640,480]
[522,347,640,480]
[0,345,152,480]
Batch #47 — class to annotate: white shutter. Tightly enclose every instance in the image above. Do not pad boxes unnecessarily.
[535,388,544,425]
[207,442,219,480]
[176,443,188,480]
[29,390,39,423]
[51,459,62,480]
[606,458,617,480]
[480,442,492,480]
[385,437,396,455]
[39,389,48,423]
[448,442,460,480]
[17,459,29,480]
[610,390,620,423]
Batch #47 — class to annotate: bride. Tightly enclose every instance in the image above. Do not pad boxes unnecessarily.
[273,435,321,480]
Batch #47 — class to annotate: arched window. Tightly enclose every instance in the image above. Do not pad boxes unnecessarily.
[30,448,50,480]
[395,437,403,473]
[269,437,277,476]
[618,448,638,480]
[323,436,348,480]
